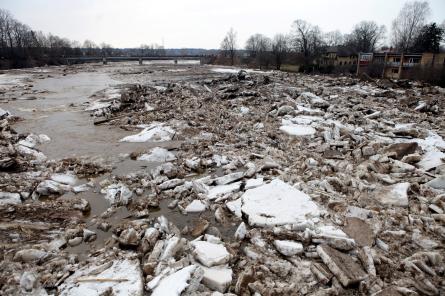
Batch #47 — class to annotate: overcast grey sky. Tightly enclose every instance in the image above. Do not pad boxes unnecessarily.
[2,0,445,49]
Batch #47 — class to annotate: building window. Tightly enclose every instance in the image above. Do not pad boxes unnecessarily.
[392,68,399,74]
[394,57,401,62]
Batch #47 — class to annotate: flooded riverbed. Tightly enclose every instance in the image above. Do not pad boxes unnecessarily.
[0,62,237,266]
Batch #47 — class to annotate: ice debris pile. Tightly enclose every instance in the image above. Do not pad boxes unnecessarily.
[1,66,445,295]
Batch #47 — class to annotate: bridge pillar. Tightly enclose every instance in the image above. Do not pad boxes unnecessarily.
[139,58,143,65]
[102,58,107,65]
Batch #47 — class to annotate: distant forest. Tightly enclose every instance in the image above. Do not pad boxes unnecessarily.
[0,9,217,69]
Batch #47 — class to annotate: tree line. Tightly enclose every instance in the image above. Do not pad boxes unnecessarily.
[220,1,445,69]
[0,8,166,69]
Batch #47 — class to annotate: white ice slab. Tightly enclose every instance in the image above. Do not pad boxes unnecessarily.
[15,145,47,163]
[201,266,232,292]
[207,182,241,200]
[120,123,175,142]
[137,147,176,162]
[234,222,247,240]
[101,184,133,205]
[418,150,444,171]
[241,179,320,227]
[282,115,323,125]
[226,198,242,218]
[191,241,230,267]
[401,131,445,170]
[185,200,207,213]
[59,258,143,296]
[240,107,250,114]
[51,173,78,186]
[279,124,316,137]
[245,177,264,190]
[213,172,244,185]
[274,240,304,256]
[0,192,21,205]
[151,265,197,296]
[426,175,445,190]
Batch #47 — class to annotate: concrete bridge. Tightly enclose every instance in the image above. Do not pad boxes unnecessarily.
[65,55,212,65]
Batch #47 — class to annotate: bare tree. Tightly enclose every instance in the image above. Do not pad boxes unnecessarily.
[324,30,344,47]
[345,21,385,52]
[100,42,113,57]
[220,28,237,65]
[272,34,289,70]
[245,33,271,57]
[83,39,98,56]
[291,19,324,62]
[245,33,272,68]
[391,1,430,51]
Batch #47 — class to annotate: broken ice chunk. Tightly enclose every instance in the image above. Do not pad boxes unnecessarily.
[245,177,264,190]
[185,200,207,213]
[0,192,21,205]
[120,123,175,142]
[207,182,241,200]
[226,198,242,218]
[101,183,133,205]
[374,182,410,207]
[241,179,320,227]
[274,240,304,256]
[138,147,176,162]
[59,257,143,296]
[50,173,77,186]
[213,172,244,185]
[279,124,316,137]
[201,266,232,293]
[151,265,197,296]
[191,241,230,267]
